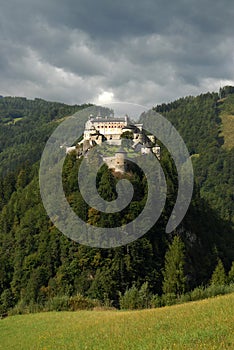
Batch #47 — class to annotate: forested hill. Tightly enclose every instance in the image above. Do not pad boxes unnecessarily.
[0,96,90,176]
[153,89,234,224]
[0,90,233,313]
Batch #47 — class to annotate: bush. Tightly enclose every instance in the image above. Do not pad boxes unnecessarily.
[150,294,162,308]
[69,294,98,311]
[190,286,207,301]
[119,286,138,310]
[28,302,43,314]
[206,284,233,298]
[120,282,152,310]
[119,285,140,310]
[228,262,234,284]
[161,293,177,306]
[8,300,29,315]
[210,259,226,286]
[178,293,191,304]
[0,304,7,316]
[45,295,70,311]
[0,289,15,311]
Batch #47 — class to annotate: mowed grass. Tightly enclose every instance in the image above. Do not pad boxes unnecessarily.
[220,114,234,149]
[1,294,234,350]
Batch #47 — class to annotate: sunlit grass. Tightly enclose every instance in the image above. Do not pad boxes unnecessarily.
[220,114,234,150]
[0,293,234,349]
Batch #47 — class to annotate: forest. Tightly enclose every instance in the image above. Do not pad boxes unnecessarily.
[0,90,233,313]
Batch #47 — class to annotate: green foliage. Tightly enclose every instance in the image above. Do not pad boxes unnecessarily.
[120,131,134,147]
[0,288,15,312]
[219,85,234,98]
[162,235,187,296]
[69,294,98,311]
[0,96,89,177]
[161,293,177,306]
[210,258,226,286]
[0,91,234,313]
[119,282,152,310]
[45,295,70,312]
[228,262,234,284]
[150,294,161,308]
[119,285,140,310]
[120,131,134,139]
[154,92,234,224]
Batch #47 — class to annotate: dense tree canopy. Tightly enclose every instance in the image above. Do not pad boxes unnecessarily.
[0,91,233,312]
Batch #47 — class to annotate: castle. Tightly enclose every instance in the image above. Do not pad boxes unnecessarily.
[66,115,160,173]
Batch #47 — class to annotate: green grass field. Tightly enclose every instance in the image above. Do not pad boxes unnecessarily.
[0,293,233,350]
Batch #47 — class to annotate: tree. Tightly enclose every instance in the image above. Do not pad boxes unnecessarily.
[210,258,226,286]
[120,131,134,147]
[98,167,117,201]
[228,261,234,284]
[162,235,187,296]
[120,131,134,140]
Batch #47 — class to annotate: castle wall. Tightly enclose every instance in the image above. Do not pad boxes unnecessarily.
[82,116,161,171]
[84,117,128,140]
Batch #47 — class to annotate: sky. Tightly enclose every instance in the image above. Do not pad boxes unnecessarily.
[1,0,234,107]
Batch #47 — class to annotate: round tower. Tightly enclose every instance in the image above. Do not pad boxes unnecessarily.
[115,147,127,173]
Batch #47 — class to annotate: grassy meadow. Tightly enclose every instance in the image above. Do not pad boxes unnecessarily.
[0,293,234,350]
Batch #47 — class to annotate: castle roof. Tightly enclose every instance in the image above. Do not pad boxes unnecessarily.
[91,117,126,123]
[122,124,136,130]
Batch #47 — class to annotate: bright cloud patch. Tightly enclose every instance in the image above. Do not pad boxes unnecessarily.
[96,91,114,104]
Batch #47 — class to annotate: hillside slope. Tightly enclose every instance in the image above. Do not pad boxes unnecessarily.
[0,293,234,350]
[0,90,233,312]
[153,91,234,224]
[0,97,89,176]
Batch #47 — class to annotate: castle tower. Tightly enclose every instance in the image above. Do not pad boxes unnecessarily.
[115,146,127,173]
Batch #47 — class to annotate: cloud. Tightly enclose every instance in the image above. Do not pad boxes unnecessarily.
[95,91,114,104]
[0,0,234,105]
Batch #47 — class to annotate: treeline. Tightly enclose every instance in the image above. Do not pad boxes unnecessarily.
[0,150,233,315]
[1,235,234,315]
[0,97,89,176]
[153,92,234,224]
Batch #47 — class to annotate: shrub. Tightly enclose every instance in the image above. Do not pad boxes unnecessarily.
[138,282,152,309]
[69,294,98,311]
[0,289,15,311]
[45,295,70,311]
[161,293,177,306]
[119,285,140,310]
[178,293,191,304]
[8,300,29,315]
[206,284,230,298]
[150,294,162,308]
[190,286,207,301]
[210,259,226,286]
[228,262,234,284]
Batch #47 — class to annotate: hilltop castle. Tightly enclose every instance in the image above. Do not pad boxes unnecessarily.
[66,115,160,173]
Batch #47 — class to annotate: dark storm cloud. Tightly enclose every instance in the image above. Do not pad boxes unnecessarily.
[0,0,234,105]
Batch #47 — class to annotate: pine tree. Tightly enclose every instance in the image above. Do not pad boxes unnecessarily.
[227,261,234,284]
[162,235,187,296]
[210,258,226,286]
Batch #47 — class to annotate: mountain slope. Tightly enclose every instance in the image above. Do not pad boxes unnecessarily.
[0,90,233,312]
[0,96,89,176]
[153,91,234,224]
